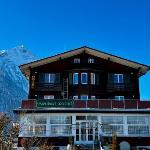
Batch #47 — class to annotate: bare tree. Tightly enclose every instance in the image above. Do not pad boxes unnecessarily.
[20,138,54,150]
[0,113,19,150]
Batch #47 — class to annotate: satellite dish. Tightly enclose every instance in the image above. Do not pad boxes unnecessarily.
[119,141,130,150]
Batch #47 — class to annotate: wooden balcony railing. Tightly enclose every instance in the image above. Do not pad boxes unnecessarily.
[107,83,135,92]
[34,83,62,91]
[21,99,150,110]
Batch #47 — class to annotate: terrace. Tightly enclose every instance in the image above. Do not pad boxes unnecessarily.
[20,99,150,110]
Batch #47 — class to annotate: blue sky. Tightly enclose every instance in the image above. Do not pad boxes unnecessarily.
[0,0,150,99]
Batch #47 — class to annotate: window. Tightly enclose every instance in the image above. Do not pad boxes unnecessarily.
[101,116,123,135]
[74,58,80,63]
[115,96,124,100]
[73,96,78,100]
[39,73,60,84]
[81,73,88,84]
[88,58,94,63]
[114,74,124,83]
[127,116,149,135]
[81,95,88,100]
[90,73,95,85]
[50,116,71,124]
[91,96,96,100]
[127,116,148,124]
[50,116,72,135]
[45,73,55,83]
[22,116,47,136]
[73,73,78,84]
[44,95,54,99]
[101,116,123,124]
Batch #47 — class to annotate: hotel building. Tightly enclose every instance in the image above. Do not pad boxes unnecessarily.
[14,46,150,150]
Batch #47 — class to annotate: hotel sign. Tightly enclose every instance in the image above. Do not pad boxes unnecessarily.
[36,99,75,108]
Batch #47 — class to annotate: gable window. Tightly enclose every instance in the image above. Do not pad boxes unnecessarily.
[74,58,80,63]
[81,73,88,84]
[73,73,79,84]
[90,73,95,85]
[81,95,88,100]
[114,74,124,83]
[88,58,94,63]
[44,95,54,99]
[73,96,78,100]
[115,96,124,100]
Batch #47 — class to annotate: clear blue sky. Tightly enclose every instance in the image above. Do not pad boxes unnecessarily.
[0,0,150,99]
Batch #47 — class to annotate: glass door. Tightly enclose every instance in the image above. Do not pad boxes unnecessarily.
[76,121,99,143]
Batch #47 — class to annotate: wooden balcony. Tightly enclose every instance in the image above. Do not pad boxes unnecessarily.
[21,99,150,110]
[107,83,135,92]
[34,83,62,91]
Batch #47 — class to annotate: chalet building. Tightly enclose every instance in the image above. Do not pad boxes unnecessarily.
[14,46,150,150]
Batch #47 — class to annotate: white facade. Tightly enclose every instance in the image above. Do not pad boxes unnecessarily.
[19,113,150,145]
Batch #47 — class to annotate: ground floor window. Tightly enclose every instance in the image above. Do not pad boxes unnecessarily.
[20,114,150,139]
[50,116,72,135]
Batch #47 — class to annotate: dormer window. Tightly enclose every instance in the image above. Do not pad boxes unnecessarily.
[74,58,80,63]
[88,58,94,63]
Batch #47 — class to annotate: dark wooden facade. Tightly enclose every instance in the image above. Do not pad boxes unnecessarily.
[28,53,140,100]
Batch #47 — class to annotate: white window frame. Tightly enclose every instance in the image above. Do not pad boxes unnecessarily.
[88,58,94,63]
[81,73,88,84]
[81,95,88,100]
[90,73,95,85]
[44,95,54,99]
[74,58,80,63]
[115,96,124,100]
[45,73,55,83]
[114,74,124,83]
[73,96,78,100]
[73,73,79,84]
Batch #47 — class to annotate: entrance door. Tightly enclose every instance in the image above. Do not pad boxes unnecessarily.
[76,121,99,143]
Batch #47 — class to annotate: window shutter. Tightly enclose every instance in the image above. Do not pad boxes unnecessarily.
[55,73,60,84]
[108,73,114,86]
[39,73,45,83]
[95,73,100,85]
[69,73,72,85]
[124,73,130,84]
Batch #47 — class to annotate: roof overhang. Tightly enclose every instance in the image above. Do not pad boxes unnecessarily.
[20,46,150,78]
[14,108,150,114]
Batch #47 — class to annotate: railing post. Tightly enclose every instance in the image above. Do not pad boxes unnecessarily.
[86,100,87,108]
[137,100,139,109]
[111,100,112,109]
[123,100,125,109]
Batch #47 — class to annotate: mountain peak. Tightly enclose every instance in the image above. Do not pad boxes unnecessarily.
[0,46,37,117]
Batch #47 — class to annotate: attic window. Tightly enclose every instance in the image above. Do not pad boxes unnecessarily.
[88,58,94,63]
[74,58,80,63]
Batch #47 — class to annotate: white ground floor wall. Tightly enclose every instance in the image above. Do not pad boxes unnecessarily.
[19,112,150,146]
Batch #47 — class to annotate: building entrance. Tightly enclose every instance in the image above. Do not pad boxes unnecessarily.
[75,121,99,144]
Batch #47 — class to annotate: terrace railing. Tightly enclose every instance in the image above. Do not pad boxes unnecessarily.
[21,99,150,110]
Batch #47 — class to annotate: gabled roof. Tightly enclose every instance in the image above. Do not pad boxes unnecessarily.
[20,46,150,78]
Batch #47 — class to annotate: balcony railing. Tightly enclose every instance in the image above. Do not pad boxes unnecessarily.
[21,99,150,110]
[107,83,134,92]
[34,83,62,91]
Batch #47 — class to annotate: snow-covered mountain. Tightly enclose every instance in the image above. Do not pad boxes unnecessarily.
[0,45,37,117]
